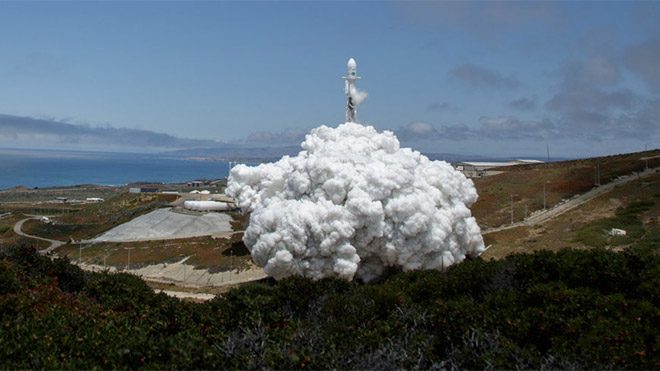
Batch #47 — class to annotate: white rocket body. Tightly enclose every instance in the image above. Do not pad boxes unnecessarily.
[342,58,361,122]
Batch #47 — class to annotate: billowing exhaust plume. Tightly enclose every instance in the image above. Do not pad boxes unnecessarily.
[348,85,368,106]
[226,122,484,281]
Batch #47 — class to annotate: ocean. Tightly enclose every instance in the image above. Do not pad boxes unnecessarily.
[0,148,232,190]
[0,147,568,191]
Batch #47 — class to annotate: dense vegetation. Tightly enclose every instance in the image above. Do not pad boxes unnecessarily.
[0,242,657,369]
[575,198,657,248]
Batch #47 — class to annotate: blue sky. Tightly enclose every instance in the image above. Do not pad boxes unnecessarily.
[0,1,659,157]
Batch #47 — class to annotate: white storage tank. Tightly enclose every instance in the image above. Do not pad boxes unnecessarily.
[183,200,231,212]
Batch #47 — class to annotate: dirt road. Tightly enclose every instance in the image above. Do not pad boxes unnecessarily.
[13,217,66,253]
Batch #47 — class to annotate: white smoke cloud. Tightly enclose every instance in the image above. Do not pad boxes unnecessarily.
[349,85,368,105]
[226,122,484,281]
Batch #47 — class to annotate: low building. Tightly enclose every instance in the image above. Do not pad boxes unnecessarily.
[456,159,544,177]
[129,187,159,194]
[187,180,205,188]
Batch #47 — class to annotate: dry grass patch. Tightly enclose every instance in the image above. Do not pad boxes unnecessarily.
[481,171,660,259]
[56,233,251,272]
[471,149,660,229]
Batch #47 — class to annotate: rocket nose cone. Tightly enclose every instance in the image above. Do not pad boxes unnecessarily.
[347,58,357,68]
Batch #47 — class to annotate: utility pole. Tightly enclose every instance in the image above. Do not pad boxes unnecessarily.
[595,162,601,186]
[543,181,551,210]
[125,247,135,271]
[510,194,517,225]
[546,144,550,162]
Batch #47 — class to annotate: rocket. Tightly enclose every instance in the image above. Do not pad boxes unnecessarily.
[342,58,361,122]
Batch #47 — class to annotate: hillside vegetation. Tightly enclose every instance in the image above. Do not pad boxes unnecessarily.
[483,170,659,259]
[56,233,251,271]
[472,149,660,228]
[0,242,657,369]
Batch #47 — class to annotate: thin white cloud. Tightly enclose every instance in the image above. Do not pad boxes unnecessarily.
[477,116,554,140]
[0,114,219,150]
[449,63,521,91]
[508,95,538,111]
[625,38,660,92]
[243,128,308,146]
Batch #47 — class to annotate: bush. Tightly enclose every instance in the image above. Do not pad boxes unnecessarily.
[574,199,655,247]
[0,245,657,369]
[83,272,157,311]
[0,260,19,294]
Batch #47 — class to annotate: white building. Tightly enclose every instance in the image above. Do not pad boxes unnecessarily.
[456,159,544,177]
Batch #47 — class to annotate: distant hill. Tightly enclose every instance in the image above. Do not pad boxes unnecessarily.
[164,148,513,164]
[0,113,576,162]
[0,113,221,151]
[162,145,301,162]
[424,152,572,163]
[163,147,571,164]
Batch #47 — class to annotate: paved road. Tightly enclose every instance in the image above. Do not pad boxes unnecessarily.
[13,217,66,254]
[483,167,659,235]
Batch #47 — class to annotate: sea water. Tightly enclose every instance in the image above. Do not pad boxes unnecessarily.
[0,148,233,190]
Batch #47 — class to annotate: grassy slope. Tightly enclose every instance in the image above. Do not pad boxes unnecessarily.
[482,171,660,259]
[0,213,49,250]
[471,149,660,228]
[0,185,121,204]
[57,233,251,271]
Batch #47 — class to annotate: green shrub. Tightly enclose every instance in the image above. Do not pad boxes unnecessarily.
[0,260,19,294]
[0,245,657,369]
[574,199,655,247]
[83,272,157,311]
